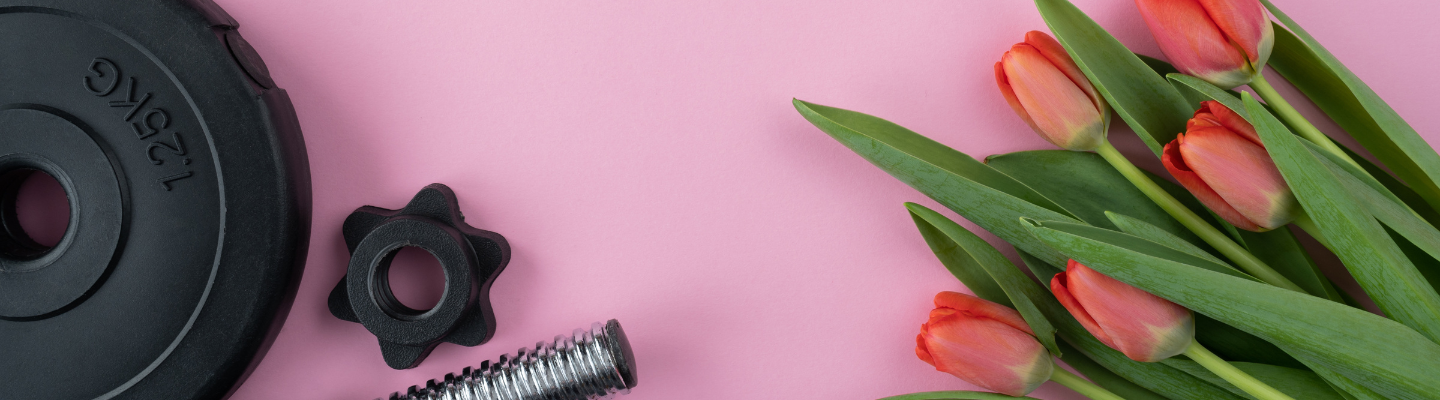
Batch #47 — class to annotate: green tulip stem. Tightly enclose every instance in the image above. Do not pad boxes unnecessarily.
[1248,73,1363,171]
[1096,141,1306,293]
[1049,362,1126,400]
[1183,341,1297,400]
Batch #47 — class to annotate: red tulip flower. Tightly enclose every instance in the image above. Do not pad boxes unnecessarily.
[916,291,1053,396]
[1051,261,1194,362]
[1134,0,1274,89]
[996,31,1110,151]
[1163,101,1297,231]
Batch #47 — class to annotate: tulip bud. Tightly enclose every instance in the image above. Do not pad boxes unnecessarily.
[1163,100,1297,231]
[915,291,1053,396]
[996,31,1110,151]
[1050,260,1194,362]
[1134,0,1274,89]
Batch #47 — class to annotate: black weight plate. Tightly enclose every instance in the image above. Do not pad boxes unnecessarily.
[0,0,310,399]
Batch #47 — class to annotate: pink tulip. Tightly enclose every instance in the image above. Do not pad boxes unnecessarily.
[1134,0,1274,89]
[916,291,1053,396]
[1163,101,1297,231]
[1050,261,1194,362]
[996,31,1110,151]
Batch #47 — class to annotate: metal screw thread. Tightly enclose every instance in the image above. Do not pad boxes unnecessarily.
[385,319,637,400]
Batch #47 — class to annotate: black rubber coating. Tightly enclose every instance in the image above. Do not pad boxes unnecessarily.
[0,0,311,399]
[329,183,511,369]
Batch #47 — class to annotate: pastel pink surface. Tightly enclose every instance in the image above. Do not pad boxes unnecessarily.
[207,1,1440,399]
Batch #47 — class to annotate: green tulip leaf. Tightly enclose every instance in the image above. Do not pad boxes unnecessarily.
[1308,139,1440,267]
[1229,228,1344,303]
[911,209,1011,307]
[1022,218,1440,399]
[1020,251,1064,285]
[1034,0,1193,156]
[1055,341,1171,400]
[1168,74,1246,118]
[793,99,1077,266]
[1306,141,1404,204]
[1243,92,1440,344]
[1135,53,1178,77]
[1032,219,1254,282]
[1301,137,1440,297]
[1193,315,1305,370]
[1261,3,1440,217]
[986,150,1206,248]
[1105,211,1228,267]
[1297,356,1389,400]
[1163,360,1346,400]
[1139,55,1233,110]
[908,203,1060,357]
[878,391,1037,400]
[1391,227,1440,300]
[1339,145,1440,227]
[1165,72,1291,132]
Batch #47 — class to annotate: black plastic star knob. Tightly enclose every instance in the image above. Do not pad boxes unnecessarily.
[327,183,510,369]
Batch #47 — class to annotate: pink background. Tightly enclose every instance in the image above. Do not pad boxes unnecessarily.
[175,1,1440,399]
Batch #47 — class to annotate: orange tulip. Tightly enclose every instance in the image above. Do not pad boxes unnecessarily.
[915,291,1053,396]
[996,31,1110,151]
[1050,261,1194,362]
[1163,100,1297,231]
[1134,0,1274,89]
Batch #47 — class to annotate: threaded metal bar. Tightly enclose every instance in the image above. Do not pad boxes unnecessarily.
[384,319,636,400]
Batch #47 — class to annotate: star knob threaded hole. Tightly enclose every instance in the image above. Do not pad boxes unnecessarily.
[376,246,448,316]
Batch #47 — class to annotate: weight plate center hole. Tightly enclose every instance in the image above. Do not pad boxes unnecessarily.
[384,246,446,313]
[2,169,71,258]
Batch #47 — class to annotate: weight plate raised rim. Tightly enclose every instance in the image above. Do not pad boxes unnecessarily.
[0,0,310,398]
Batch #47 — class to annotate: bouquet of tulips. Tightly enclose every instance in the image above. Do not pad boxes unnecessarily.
[795,1,1440,399]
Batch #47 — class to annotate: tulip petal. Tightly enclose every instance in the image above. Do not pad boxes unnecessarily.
[995,61,1043,136]
[916,333,936,367]
[1135,0,1253,88]
[1187,113,1224,131]
[1198,100,1260,144]
[1002,44,1106,151]
[1180,127,1298,230]
[1163,136,1265,231]
[1065,262,1194,362]
[1050,267,1119,350]
[929,307,960,321]
[934,291,1035,336]
[1024,30,1104,113]
[922,312,1054,396]
[1197,0,1274,67]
